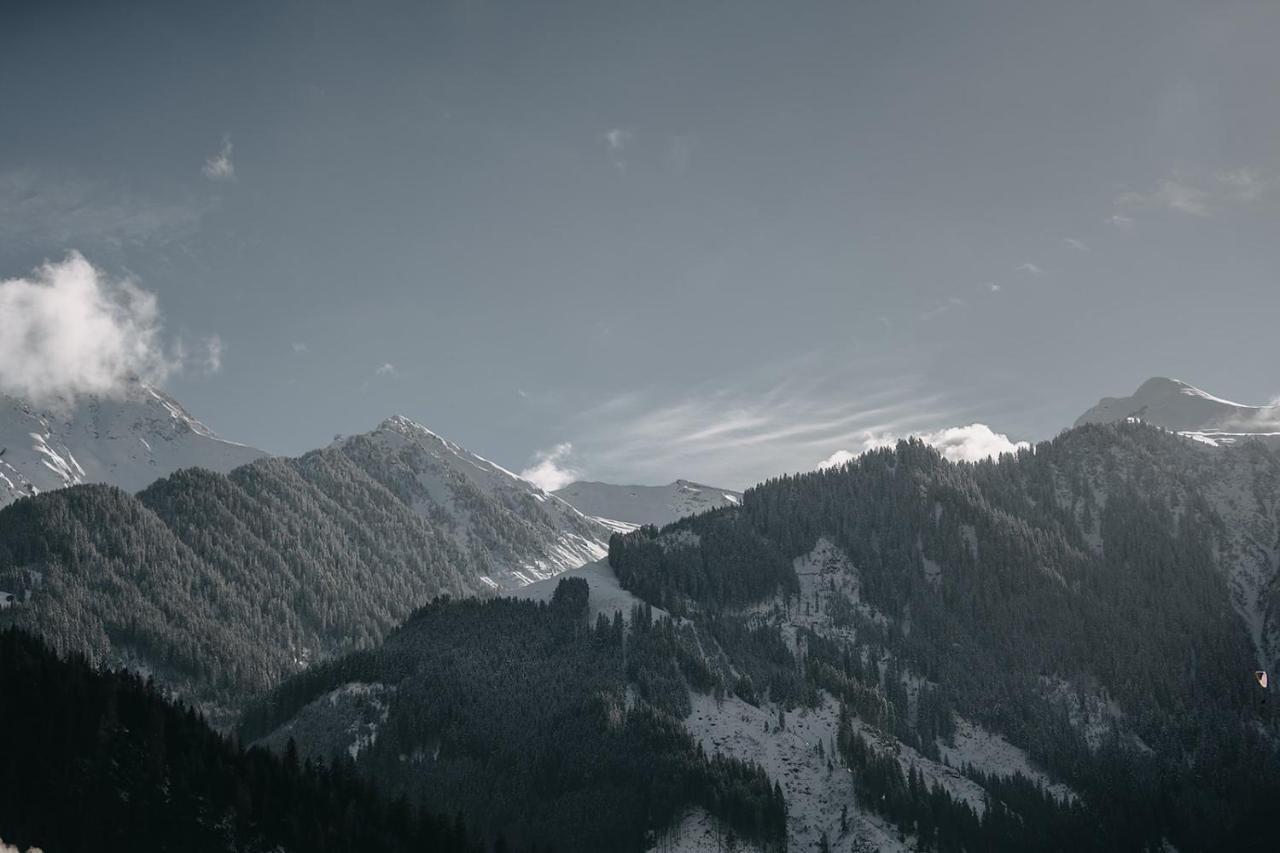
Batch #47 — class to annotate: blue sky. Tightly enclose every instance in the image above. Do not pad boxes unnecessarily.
[2,0,1279,488]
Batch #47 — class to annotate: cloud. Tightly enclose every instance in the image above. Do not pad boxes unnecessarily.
[1062,237,1089,251]
[1116,168,1274,217]
[203,334,223,374]
[291,341,309,354]
[557,357,980,488]
[0,252,180,402]
[603,128,632,151]
[0,169,201,250]
[1017,262,1043,276]
[920,296,965,320]
[520,442,580,492]
[817,423,1028,468]
[987,282,1001,292]
[374,362,397,377]
[1105,213,1133,228]
[202,135,235,181]
[602,128,633,171]
[1118,178,1209,215]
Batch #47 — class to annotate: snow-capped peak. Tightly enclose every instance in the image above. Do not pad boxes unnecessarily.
[0,379,267,507]
[331,415,613,589]
[1075,376,1280,448]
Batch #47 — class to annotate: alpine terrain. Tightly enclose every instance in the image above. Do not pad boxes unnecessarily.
[553,478,743,528]
[0,379,266,507]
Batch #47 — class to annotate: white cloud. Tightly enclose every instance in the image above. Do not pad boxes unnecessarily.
[817,423,1028,468]
[920,296,965,320]
[520,442,580,492]
[1105,213,1134,228]
[603,128,632,151]
[1116,168,1274,217]
[560,357,970,488]
[817,449,858,469]
[1017,262,1043,276]
[0,252,179,402]
[1118,178,1209,215]
[374,362,397,377]
[203,334,223,374]
[1062,237,1088,251]
[291,341,309,354]
[987,282,1001,292]
[202,135,235,181]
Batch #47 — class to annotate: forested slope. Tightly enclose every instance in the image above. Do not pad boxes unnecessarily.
[609,422,1279,851]
[0,627,481,853]
[243,578,788,853]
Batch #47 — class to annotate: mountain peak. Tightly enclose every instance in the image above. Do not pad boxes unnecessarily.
[0,384,266,506]
[1075,377,1280,447]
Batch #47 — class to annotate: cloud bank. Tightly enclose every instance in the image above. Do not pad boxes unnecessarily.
[520,442,580,492]
[818,423,1028,469]
[0,253,179,403]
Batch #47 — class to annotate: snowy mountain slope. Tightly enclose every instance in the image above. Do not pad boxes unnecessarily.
[0,380,265,507]
[553,479,742,528]
[1076,376,1280,448]
[331,416,611,589]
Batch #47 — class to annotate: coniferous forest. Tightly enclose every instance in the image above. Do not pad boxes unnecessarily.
[0,627,481,853]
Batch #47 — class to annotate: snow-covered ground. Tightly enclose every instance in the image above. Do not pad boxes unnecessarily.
[938,718,1078,804]
[0,380,265,507]
[554,479,743,527]
[683,691,911,853]
[510,558,664,622]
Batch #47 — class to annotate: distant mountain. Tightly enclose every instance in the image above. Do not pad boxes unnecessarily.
[1076,376,1280,447]
[334,416,611,588]
[0,380,266,508]
[553,478,742,528]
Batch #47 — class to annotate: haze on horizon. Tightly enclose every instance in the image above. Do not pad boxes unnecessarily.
[2,0,1279,490]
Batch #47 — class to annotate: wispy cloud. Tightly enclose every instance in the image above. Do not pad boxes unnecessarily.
[555,359,985,488]
[817,423,1028,468]
[202,134,236,181]
[202,334,223,374]
[920,296,965,320]
[1116,168,1274,218]
[520,442,580,491]
[603,128,631,151]
[374,362,397,377]
[0,169,201,251]
[602,127,633,171]
[291,341,309,354]
[1017,262,1043,276]
[1062,237,1089,252]
[986,282,1001,292]
[1105,213,1133,228]
[0,252,214,403]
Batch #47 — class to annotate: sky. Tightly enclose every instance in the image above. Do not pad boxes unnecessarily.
[2,0,1279,490]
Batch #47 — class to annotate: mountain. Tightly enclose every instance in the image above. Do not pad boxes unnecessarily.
[333,416,611,588]
[0,380,266,508]
[1076,376,1280,447]
[0,414,612,720]
[553,478,742,528]
[255,422,1280,851]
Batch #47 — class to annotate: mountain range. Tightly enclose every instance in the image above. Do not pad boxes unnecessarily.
[2,375,1278,851]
